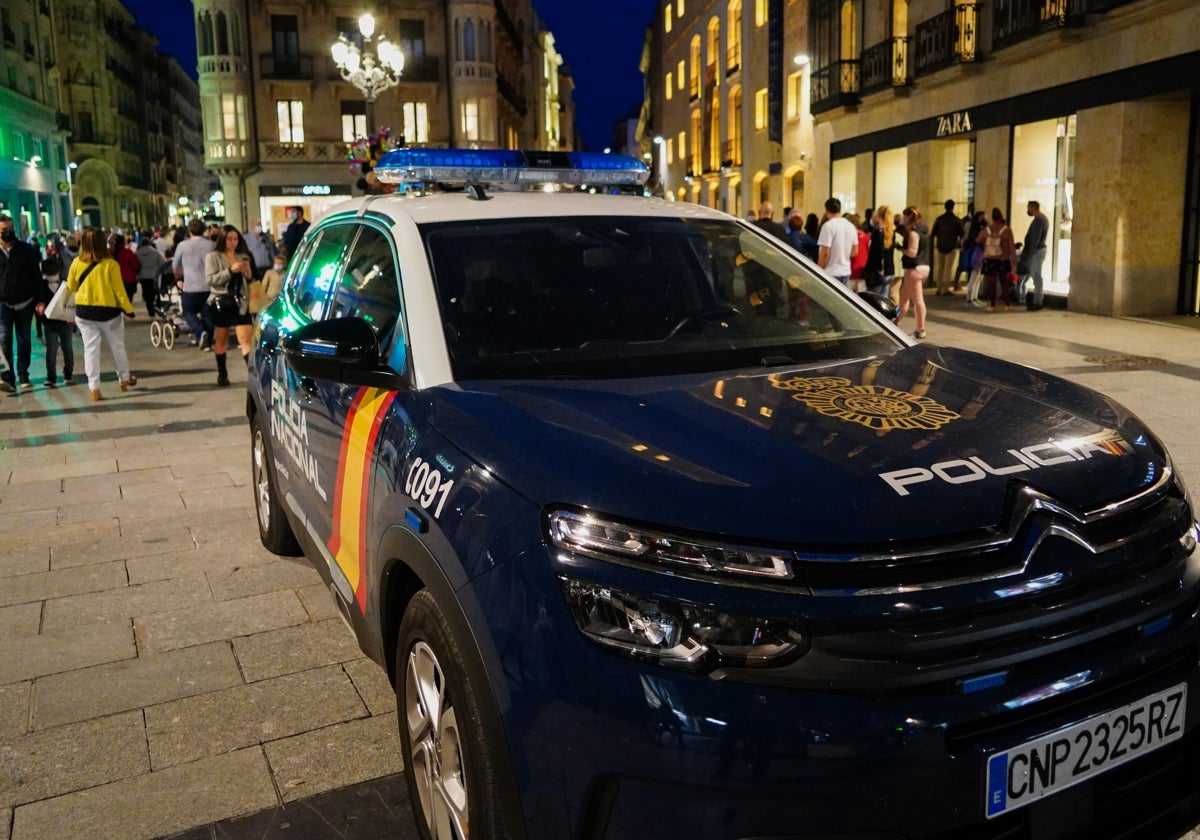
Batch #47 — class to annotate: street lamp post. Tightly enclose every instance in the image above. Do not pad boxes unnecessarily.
[66,162,78,231]
[330,13,405,137]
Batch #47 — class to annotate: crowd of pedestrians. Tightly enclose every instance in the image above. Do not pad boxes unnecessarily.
[0,210,300,396]
[752,195,1052,342]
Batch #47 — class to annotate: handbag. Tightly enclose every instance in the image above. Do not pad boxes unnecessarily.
[46,262,96,321]
[246,280,266,314]
[210,294,239,319]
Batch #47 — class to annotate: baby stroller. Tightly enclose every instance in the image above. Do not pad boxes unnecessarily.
[149,275,189,349]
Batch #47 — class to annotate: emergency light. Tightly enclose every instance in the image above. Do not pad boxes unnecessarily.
[373,148,650,188]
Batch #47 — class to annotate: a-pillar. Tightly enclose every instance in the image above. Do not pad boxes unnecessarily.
[1070,99,1191,316]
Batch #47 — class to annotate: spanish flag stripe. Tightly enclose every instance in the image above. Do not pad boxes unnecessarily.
[354,391,398,611]
[326,387,370,560]
[328,387,396,607]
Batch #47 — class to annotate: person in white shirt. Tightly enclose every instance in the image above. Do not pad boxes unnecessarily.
[816,198,858,287]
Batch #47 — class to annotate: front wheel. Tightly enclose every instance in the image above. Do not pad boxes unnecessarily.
[163,322,176,349]
[250,413,300,555]
[398,590,508,840]
[149,320,162,347]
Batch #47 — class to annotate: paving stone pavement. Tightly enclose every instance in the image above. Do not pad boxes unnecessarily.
[1,298,1198,840]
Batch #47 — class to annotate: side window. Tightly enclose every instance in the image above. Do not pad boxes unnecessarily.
[329,226,406,372]
[290,224,355,321]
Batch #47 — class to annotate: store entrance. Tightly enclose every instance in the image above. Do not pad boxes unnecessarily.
[1012,115,1075,300]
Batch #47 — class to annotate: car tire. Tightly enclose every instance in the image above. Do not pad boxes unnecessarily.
[397,589,509,840]
[250,413,301,555]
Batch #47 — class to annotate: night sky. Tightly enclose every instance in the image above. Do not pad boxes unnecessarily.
[122,0,657,151]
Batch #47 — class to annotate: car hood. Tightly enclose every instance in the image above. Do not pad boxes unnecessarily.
[430,345,1169,544]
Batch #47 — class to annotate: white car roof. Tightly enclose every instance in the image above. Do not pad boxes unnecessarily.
[326,190,738,226]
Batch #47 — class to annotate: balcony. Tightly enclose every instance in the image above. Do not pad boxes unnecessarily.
[810,60,860,115]
[721,139,741,168]
[496,70,527,116]
[260,52,313,80]
[914,4,979,77]
[993,0,1085,50]
[404,55,439,83]
[859,35,912,95]
[494,0,523,58]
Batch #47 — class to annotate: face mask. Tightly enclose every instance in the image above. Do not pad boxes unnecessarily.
[0,229,15,243]
[274,262,285,271]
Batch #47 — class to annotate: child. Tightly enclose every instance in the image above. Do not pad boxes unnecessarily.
[41,256,75,387]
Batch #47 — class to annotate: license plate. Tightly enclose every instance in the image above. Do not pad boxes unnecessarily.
[985,683,1187,819]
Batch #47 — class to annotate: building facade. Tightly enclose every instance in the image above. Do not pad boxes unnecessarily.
[645,0,1200,316]
[53,0,208,232]
[0,0,72,238]
[648,0,816,222]
[193,0,578,235]
[806,0,1200,316]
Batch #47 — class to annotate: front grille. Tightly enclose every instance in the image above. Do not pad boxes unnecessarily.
[753,481,1198,694]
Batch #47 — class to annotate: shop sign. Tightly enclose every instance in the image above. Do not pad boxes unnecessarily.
[259,184,351,197]
[936,110,973,137]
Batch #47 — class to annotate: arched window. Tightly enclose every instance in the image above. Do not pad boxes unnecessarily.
[216,11,229,55]
[481,21,492,62]
[689,35,700,98]
[198,12,213,57]
[727,0,742,70]
[690,109,701,174]
[706,16,720,74]
[728,86,742,165]
[839,0,858,61]
[664,5,673,33]
[709,94,721,172]
[464,19,475,61]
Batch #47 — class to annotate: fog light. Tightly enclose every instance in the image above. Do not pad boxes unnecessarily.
[560,578,807,671]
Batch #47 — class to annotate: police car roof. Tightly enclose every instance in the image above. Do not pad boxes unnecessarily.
[323,191,738,226]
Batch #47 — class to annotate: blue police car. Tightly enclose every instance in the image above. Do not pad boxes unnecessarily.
[248,149,1200,840]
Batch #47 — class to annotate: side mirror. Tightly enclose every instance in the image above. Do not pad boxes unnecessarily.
[858,290,899,322]
[282,317,406,389]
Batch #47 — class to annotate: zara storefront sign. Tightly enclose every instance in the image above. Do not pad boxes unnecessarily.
[936,110,973,137]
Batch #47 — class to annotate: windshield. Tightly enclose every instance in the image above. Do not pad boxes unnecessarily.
[422,215,900,380]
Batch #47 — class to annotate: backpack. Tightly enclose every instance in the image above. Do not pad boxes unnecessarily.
[983,225,1007,259]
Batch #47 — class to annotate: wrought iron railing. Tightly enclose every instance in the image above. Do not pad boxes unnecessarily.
[810,59,860,114]
[915,4,978,77]
[993,0,1086,49]
[260,53,313,80]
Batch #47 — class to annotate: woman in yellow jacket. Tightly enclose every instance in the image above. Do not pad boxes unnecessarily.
[66,227,137,400]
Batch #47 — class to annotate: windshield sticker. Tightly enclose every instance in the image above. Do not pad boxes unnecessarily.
[270,380,327,501]
[770,375,960,432]
[328,387,399,613]
[879,431,1135,496]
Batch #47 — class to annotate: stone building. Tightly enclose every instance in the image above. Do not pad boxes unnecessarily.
[646,0,1200,316]
[53,0,208,231]
[192,0,578,234]
[647,0,816,222]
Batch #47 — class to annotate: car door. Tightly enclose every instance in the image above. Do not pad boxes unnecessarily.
[270,222,357,571]
[300,221,409,613]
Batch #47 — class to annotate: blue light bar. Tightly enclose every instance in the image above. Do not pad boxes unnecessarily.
[374,148,650,188]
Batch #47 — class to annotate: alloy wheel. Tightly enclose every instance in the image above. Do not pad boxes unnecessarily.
[405,640,469,840]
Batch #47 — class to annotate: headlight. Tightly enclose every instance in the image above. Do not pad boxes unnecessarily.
[561,578,807,671]
[548,509,794,580]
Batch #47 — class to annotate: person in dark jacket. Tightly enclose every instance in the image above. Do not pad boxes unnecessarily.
[0,214,50,391]
[109,233,141,305]
[280,206,310,265]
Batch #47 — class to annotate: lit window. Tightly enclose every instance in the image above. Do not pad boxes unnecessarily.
[689,36,700,97]
[755,0,767,26]
[677,60,685,90]
[677,0,685,14]
[664,5,672,32]
[461,98,480,140]
[666,137,674,164]
[665,74,673,101]
[727,0,742,69]
[403,101,429,144]
[754,88,767,130]
[341,101,366,142]
[678,130,686,158]
[276,99,303,143]
[786,72,802,120]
